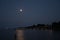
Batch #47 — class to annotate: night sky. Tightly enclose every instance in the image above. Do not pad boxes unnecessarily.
[0,0,60,28]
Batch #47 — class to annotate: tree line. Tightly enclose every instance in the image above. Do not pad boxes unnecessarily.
[17,21,60,31]
[26,21,60,31]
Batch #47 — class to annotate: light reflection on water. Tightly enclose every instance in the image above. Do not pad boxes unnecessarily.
[0,29,60,40]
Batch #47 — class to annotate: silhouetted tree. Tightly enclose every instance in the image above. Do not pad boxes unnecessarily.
[41,24,45,26]
[52,21,60,31]
[52,22,57,30]
[37,24,41,27]
[58,21,60,25]
[32,24,36,28]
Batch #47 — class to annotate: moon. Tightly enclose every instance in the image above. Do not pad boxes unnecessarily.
[20,9,22,12]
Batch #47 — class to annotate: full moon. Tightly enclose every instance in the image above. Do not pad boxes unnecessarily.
[20,9,22,12]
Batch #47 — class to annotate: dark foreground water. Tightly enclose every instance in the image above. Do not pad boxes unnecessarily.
[0,29,60,40]
[0,29,15,40]
[24,30,60,40]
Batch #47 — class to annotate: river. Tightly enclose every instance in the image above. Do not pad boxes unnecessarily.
[0,29,60,40]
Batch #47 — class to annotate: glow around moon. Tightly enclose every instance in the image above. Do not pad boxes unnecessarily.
[20,9,22,12]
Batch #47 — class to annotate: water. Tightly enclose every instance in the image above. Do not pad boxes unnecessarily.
[0,29,60,40]
[23,29,60,40]
[0,29,15,40]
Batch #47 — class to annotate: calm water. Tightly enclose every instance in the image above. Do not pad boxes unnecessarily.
[0,29,15,40]
[24,30,53,40]
[0,29,60,40]
[24,29,60,40]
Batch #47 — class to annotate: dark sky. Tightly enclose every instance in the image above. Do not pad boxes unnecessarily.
[0,0,60,28]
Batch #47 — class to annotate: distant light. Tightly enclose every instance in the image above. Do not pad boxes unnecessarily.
[20,9,22,12]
